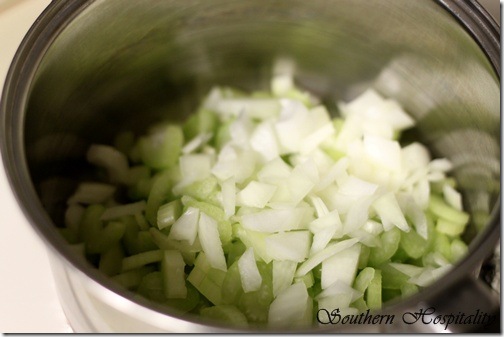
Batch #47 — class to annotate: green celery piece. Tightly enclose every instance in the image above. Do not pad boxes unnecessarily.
[358,245,371,269]
[432,231,452,262]
[148,227,200,265]
[182,197,232,246]
[282,88,314,107]
[121,250,163,272]
[400,283,419,298]
[233,224,271,264]
[146,169,178,226]
[99,244,124,276]
[237,261,273,324]
[295,271,314,289]
[312,265,322,281]
[168,283,201,313]
[86,221,125,255]
[183,108,218,141]
[450,239,468,263]
[161,250,187,299]
[112,266,156,289]
[179,176,219,202]
[139,124,184,170]
[380,263,410,290]
[226,241,247,267]
[366,269,382,310]
[222,261,244,305]
[137,272,201,313]
[354,267,375,293]
[368,227,401,267]
[400,228,428,259]
[78,204,105,243]
[391,247,410,263]
[352,298,368,312]
[382,288,401,303]
[436,218,466,237]
[137,271,167,303]
[428,195,469,225]
[214,120,233,151]
[307,280,322,300]
[201,305,249,328]
[126,165,152,199]
[430,177,457,195]
[188,253,227,305]
[123,216,158,255]
[157,199,182,230]
[183,114,199,141]
[58,227,79,244]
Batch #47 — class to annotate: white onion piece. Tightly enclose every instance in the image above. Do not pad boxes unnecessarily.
[373,192,410,232]
[250,121,280,162]
[321,243,361,289]
[236,181,277,209]
[169,207,200,245]
[220,178,236,218]
[238,247,262,293]
[198,213,227,271]
[272,260,297,297]
[443,184,463,211]
[295,238,359,277]
[240,208,307,233]
[265,231,311,262]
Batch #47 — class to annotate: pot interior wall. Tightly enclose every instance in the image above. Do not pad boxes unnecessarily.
[24,0,499,301]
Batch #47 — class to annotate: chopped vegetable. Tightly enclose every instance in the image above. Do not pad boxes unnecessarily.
[62,75,473,328]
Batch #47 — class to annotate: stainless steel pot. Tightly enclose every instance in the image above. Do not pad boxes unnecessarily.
[0,0,500,333]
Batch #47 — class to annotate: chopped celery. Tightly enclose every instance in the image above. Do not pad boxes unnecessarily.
[237,248,262,292]
[123,216,158,255]
[380,263,410,290]
[354,267,375,293]
[162,250,187,299]
[58,227,79,244]
[63,76,475,329]
[146,169,177,225]
[188,253,226,305]
[428,195,469,225]
[366,269,382,310]
[78,204,106,243]
[138,272,200,312]
[99,244,124,276]
[226,241,246,267]
[400,283,419,298]
[400,227,428,259]
[157,199,182,230]
[113,266,156,289]
[222,261,244,304]
[200,305,248,328]
[450,239,468,262]
[182,197,232,246]
[121,250,163,272]
[295,271,314,289]
[436,218,466,237]
[139,124,184,170]
[237,261,273,324]
[86,220,126,255]
[368,228,401,267]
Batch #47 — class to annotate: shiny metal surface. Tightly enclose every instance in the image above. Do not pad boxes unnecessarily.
[0,0,500,332]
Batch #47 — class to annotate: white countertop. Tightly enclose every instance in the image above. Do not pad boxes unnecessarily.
[0,0,499,334]
[0,0,72,333]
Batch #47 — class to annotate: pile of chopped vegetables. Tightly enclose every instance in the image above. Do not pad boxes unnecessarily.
[61,75,470,328]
